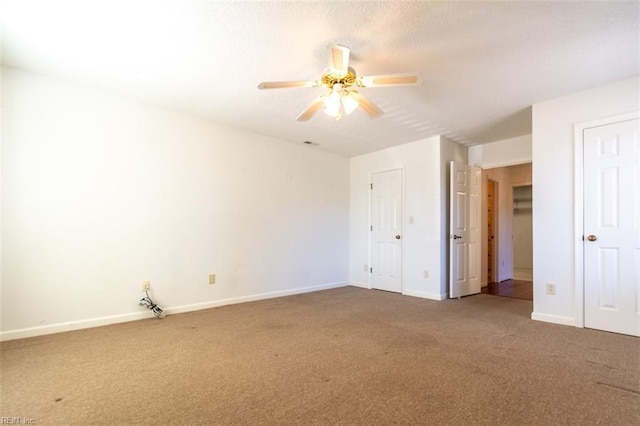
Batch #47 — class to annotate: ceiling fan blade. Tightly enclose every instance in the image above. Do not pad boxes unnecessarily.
[328,44,350,76]
[359,72,421,88]
[351,92,383,118]
[257,80,317,89]
[296,95,326,121]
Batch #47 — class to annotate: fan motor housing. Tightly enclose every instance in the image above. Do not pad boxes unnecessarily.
[322,68,357,88]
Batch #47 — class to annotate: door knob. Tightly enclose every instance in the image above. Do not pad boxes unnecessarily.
[395,235,401,240]
[452,235,462,240]
[587,235,597,242]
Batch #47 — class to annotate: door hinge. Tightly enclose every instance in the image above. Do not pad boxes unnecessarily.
[370,225,373,231]
[370,267,372,273]
[370,183,373,190]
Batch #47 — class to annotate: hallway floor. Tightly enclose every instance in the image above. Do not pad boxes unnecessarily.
[482,280,533,301]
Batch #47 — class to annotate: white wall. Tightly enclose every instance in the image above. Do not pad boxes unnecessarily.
[1,67,350,340]
[469,134,532,169]
[532,76,639,326]
[349,136,467,300]
[349,136,451,300]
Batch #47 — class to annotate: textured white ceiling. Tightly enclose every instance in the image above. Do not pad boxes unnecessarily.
[2,0,638,157]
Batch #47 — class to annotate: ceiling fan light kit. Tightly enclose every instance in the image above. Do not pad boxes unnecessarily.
[258,44,420,121]
[323,84,359,120]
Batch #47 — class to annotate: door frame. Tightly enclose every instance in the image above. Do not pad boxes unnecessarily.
[573,111,640,328]
[511,183,533,281]
[368,167,405,292]
[487,178,499,283]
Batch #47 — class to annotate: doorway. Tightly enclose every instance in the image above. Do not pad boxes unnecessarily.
[481,164,533,301]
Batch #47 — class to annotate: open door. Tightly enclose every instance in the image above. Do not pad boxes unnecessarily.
[449,162,481,298]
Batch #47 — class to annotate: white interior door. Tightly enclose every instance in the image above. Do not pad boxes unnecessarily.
[449,162,481,298]
[370,169,403,293]
[584,118,639,336]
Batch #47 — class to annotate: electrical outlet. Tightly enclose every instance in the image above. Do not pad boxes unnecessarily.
[364,264,368,272]
[424,270,429,278]
[546,283,556,295]
[209,274,216,285]
[142,281,151,291]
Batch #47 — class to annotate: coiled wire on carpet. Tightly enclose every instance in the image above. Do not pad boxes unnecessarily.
[139,291,165,318]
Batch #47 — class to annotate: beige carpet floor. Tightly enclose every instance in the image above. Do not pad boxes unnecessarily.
[1,286,639,425]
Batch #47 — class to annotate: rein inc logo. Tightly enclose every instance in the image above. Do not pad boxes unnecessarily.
[0,418,35,425]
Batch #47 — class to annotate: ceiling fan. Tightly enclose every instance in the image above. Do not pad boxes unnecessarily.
[257,44,421,121]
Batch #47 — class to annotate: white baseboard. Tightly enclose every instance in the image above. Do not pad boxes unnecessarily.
[0,311,150,342]
[166,281,348,315]
[348,285,446,301]
[348,281,370,289]
[0,281,349,342]
[403,289,447,301]
[531,311,576,327]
